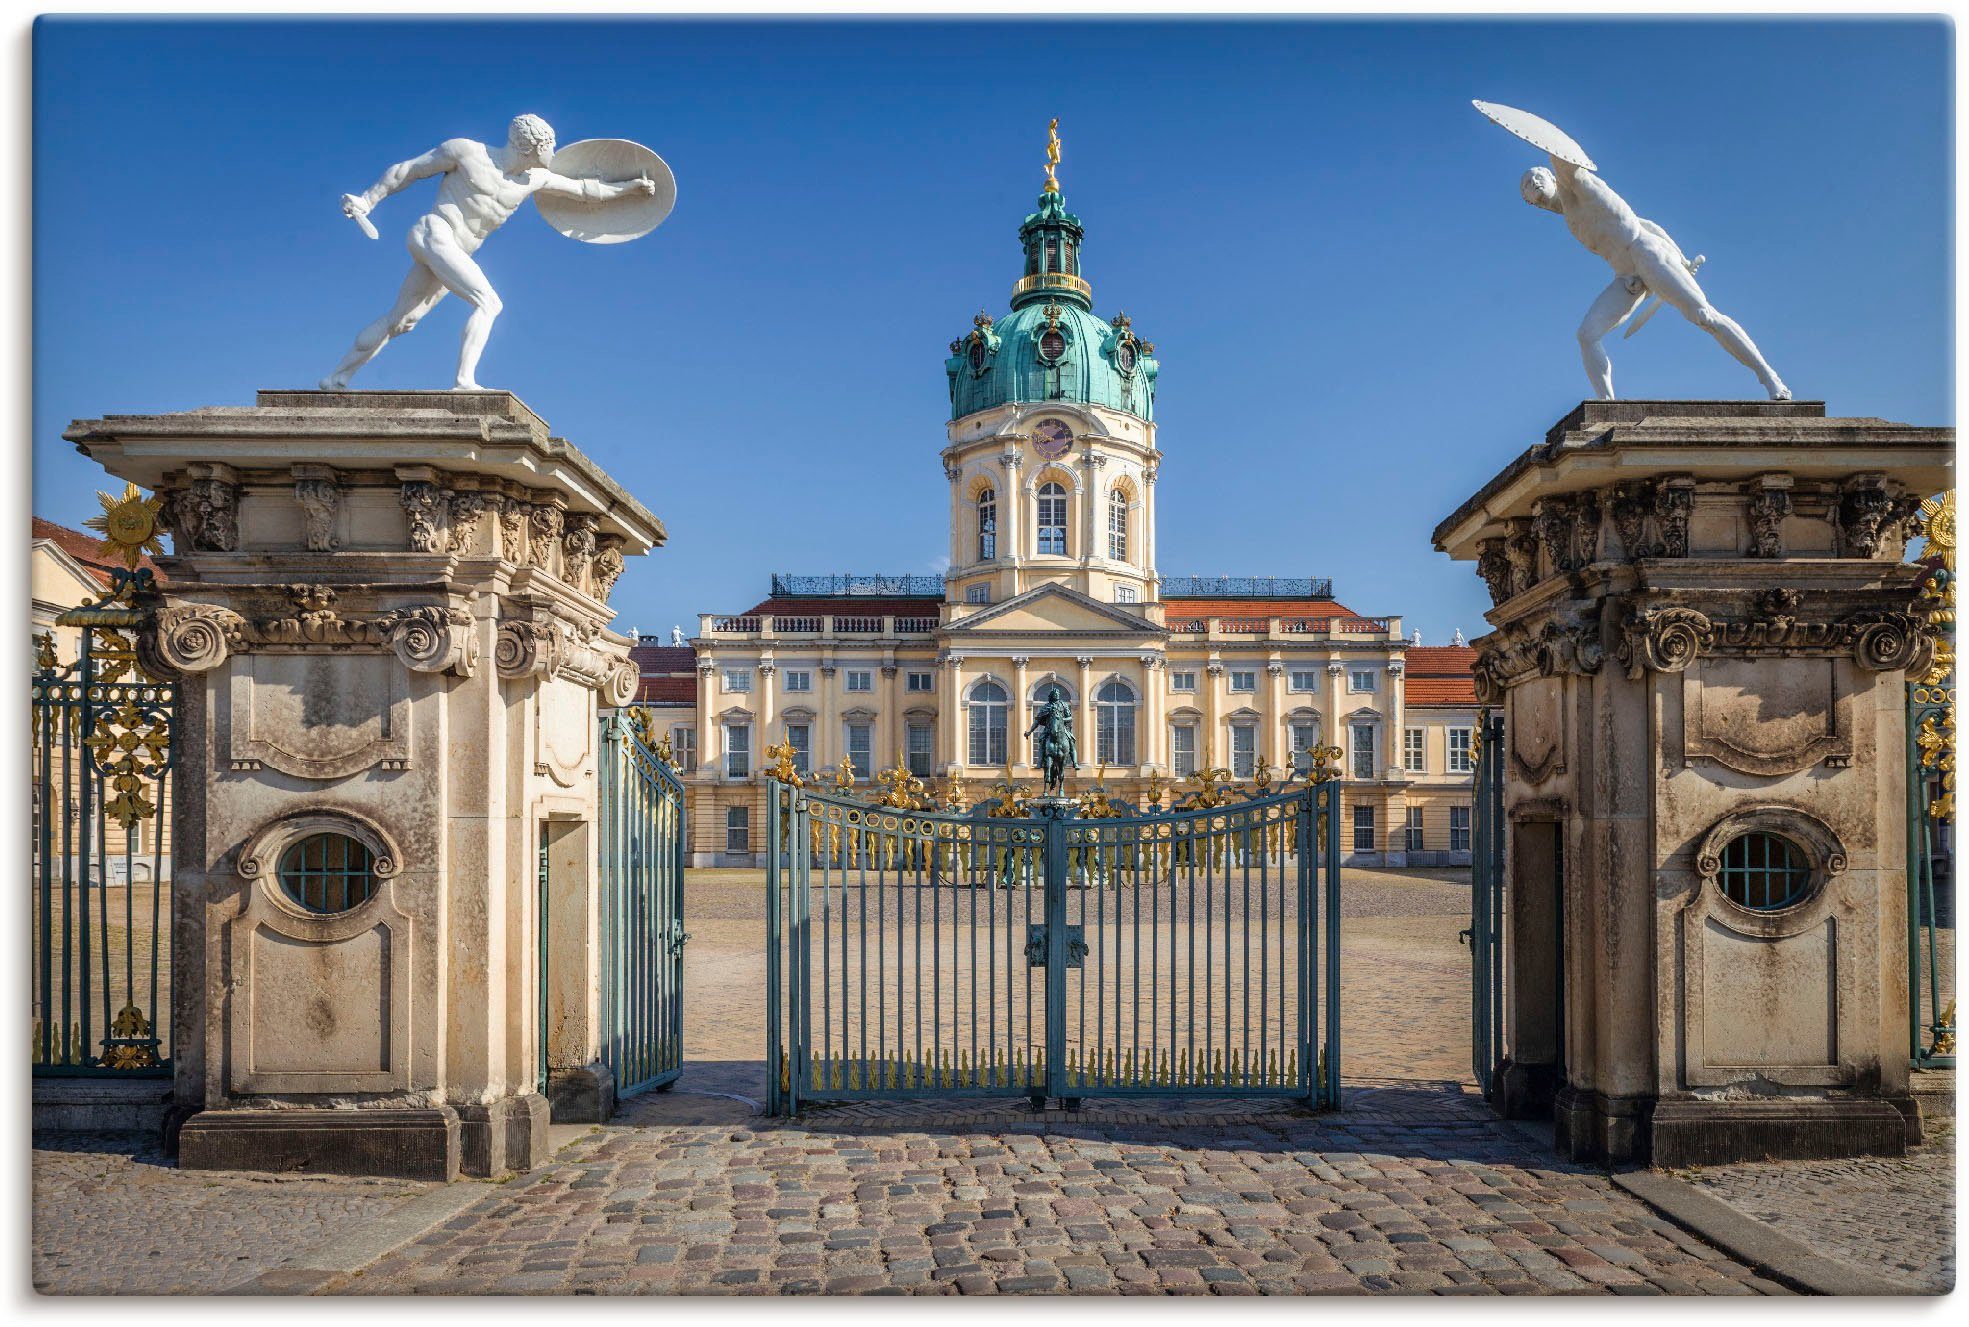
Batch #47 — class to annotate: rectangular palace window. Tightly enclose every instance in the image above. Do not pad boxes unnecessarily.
[1403,727,1425,773]
[1349,668,1376,693]
[1231,724,1256,778]
[1449,805,1472,853]
[785,723,811,774]
[723,667,752,693]
[1353,804,1376,851]
[1351,722,1376,780]
[906,671,934,692]
[1447,727,1474,774]
[1289,669,1319,692]
[724,724,750,778]
[1229,669,1256,693]
[672,726,696,772]
[846,722,872,778]
[782,669,811,692]
[1171,725,1197,777]
[1171,670,1197,692]
[726,806,750,853]
[845,670,873,692]
[907,723,934,778]
[1406,806,1425,852]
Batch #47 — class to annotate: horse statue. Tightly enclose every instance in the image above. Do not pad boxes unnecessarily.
[1025,685,1079,797]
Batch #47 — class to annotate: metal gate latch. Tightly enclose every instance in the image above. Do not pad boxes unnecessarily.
[1026,924,1086,968]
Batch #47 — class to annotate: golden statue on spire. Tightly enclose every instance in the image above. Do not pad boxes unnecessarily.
[1043,117,1061,193]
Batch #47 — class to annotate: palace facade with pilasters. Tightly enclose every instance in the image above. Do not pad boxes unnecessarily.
[651,144,1475,866]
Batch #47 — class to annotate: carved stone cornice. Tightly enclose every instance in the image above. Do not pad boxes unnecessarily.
[1746,477,1792,558]
[153,586,475,676]
[292,465,340,552]
[495,615,635,701]
[528,502,565,573]
[1651,479,1693,558]
[563,512,598,590]
[448,488,490,554]
[400,476,447,553]
[1609,481,1650,559]
[164,464,240,552]
[592,541,626,602]
[1505,520,1540,598]
[1616,592,1932,680]
[498,495,530,563]
[1476,537,1512,607]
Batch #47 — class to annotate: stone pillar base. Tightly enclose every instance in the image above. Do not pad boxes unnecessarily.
[456,1093,551,1177]
[1553,1086,1650,1166]
[177,1107,460,1181]
[1493,1058,1561,1120]
[548,1060,616,1124]
[1650,1099,1911,1167]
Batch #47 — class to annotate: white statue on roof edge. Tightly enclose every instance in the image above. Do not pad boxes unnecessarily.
[1475,101,1789,403]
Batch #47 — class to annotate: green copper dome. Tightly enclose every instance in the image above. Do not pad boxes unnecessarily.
[945,186,1159,423]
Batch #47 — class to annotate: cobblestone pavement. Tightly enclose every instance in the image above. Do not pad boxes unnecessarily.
[32,1131,435,1295]
[1681,1112,1956,1293]
[327,869,1782,1296]
[335,1077,1781,1296]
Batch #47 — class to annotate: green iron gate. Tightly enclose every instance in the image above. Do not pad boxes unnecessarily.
[767,779,1342,1115]
[31,568,174,1077]
[1908,672,1954,1070]
[1466,709,1506,1097]
[596,712,688,1096]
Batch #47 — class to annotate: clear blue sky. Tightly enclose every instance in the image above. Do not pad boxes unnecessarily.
[32,17,1953,642]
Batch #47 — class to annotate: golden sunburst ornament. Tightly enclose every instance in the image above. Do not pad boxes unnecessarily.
[1919,490,1955,572]
[83,484,165,569]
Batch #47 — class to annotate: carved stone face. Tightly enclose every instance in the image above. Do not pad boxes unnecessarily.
[1520,167,1560,213]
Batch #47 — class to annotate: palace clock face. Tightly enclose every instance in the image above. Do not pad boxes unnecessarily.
[1033,419,1073,460]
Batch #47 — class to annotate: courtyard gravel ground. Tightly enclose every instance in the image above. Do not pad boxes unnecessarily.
[28,866,1957,1296]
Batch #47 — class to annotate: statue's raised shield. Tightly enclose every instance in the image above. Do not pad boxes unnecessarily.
[1472,100,1597,171]
[534,138,677,245]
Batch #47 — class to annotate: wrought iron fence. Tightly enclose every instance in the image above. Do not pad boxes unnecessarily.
[31,569,174,1076]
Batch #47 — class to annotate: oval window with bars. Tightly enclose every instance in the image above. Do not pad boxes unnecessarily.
[1716,832,1813,911]
[1039,330,1066,362]
[278,832,379,914]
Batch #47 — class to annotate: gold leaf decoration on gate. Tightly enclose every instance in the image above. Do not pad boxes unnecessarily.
[84,483,166,569]
[83,697,171,829]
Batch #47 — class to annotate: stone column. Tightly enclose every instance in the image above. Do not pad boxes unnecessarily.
[1434,398,1951,1167]
[1265,660,1287,771]
[879,663,900,769]
[1011,656,1031,770]
[1204,661,1225,768]
[1143,460,1160,596]
[818,663,838,769]
[1076,656,1095,769]
[73,390,662,1181]
[697,661,719,770]
[942,654,964,774]
[758,659,778,744]
[1140,655,1162,769]
[1000,451,1023,595]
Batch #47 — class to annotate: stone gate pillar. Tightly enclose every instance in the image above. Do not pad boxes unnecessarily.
[65,391,664,1180]
[1434,400,1951,1167]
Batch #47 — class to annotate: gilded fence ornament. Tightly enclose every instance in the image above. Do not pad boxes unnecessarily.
[763,736,803,786]
[34,632,58,674]
[84,484,167,569]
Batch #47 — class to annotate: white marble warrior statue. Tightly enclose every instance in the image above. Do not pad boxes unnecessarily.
[1477,101,1789,402]
[323,114,658,391]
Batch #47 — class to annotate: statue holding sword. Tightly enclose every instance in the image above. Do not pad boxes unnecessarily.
[1474,100,1789,402]
[322,114,675,391]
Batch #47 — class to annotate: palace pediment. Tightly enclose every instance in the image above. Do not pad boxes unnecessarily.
[942,583,1168,639]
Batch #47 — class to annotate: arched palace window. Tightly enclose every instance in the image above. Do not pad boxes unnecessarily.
[1108,488,1128,561]
[968,680,1008,766]
[1037,482,1068,556]
[1096,680,1137,766]
[977,487,997,561]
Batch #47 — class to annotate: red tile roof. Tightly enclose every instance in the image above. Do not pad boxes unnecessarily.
[739,596,943,618]
[629,643,696,673]
[1405,645,1478,706]
[1162,597,1361,621]
[33,516,165,585]
[637,675,697,704]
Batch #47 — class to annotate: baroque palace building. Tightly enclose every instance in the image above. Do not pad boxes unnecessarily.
[638,144,1476,866]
